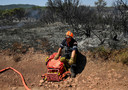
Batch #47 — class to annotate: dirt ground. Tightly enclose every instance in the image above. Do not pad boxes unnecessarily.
[0,48,47,90]
[0,49,128,90]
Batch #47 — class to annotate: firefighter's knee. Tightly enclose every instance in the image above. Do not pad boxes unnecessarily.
[60,57,66,62]
[68,59,74,65]
[68,57,76,65]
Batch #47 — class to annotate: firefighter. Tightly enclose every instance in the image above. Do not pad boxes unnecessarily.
[54,31,78,78]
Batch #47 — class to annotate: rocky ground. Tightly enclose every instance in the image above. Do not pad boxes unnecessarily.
[0,49,128,90]
[0,22,128,90]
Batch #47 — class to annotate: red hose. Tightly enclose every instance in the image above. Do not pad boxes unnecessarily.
[0,67,31,90]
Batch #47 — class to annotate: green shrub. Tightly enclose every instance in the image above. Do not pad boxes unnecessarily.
[113,50,128,65]
[91,46,128,65]
[92,46,110,59]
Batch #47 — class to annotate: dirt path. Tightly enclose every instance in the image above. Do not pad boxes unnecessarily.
[0,50,128,90]
[0,49,47,90]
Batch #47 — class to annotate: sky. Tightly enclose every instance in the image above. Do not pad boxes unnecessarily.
[0,0,125,6]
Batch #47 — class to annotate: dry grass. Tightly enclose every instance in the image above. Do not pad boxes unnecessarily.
[91,46,110,60]
[110,48,128,65]
[91,46,128,65]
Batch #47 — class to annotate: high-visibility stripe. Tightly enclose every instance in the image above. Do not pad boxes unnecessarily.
[73,46,77,49]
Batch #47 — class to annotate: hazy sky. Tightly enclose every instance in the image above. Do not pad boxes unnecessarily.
[0,0,123,6]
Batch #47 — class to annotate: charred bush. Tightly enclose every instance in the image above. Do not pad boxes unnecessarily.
[13,54,22,62]
[11,42,28,54]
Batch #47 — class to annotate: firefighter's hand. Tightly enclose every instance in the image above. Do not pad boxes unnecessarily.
[54,54,59,60]
[68,57,74,65]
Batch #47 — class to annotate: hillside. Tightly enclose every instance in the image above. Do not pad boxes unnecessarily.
[0,49,128,90]
[0,22,128,90]
[0,4,39,10]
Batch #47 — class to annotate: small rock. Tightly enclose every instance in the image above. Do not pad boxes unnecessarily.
[54,84,59,88]
[59,84,63,87]
[68,78,73,82]
[39,83,43,86]
[39,79,45,86]
[40,79,45,83]
[45,81,48,83]
[11,87,17,90]
[67,84,72,87]
[45,84,48,87]
[71,83,77,87]
[74,79,78,83]
[31,83,35,86]
[76,87,81,90]
[82,80,86,83]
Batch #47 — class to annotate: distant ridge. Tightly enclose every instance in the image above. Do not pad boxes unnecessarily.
[0,4,39,10]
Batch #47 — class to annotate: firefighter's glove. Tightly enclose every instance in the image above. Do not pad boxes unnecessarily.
[68,57,74,65]
[54,54,59,60]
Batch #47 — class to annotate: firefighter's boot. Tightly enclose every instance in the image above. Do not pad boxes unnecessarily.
[70,64,76,78]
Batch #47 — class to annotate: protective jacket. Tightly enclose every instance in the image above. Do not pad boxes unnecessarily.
[60,38,78,56]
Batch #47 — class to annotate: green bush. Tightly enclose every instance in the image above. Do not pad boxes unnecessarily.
[91,47,128,65]
[113,49,128,65]
[92,46,110,59]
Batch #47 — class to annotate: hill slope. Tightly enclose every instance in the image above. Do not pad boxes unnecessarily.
[0,50,128,90]
[0,23,128,90]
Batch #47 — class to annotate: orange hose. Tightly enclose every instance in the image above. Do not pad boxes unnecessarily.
[0,67,31,90]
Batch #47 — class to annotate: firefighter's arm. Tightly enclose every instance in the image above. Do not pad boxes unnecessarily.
[54,48,62,60]
[71,50,76,58]
[57,48,62,56]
